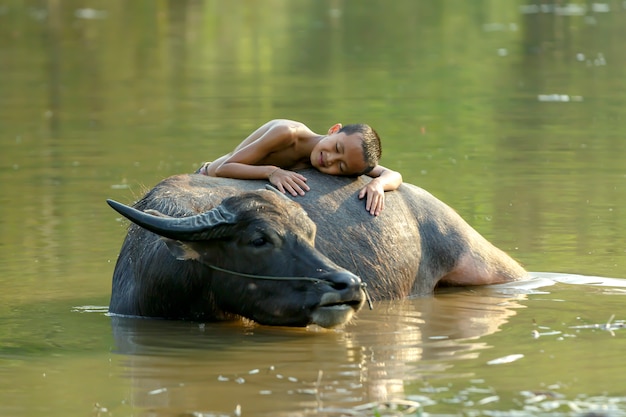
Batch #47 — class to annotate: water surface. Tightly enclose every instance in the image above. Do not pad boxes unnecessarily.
[2,1,626,416]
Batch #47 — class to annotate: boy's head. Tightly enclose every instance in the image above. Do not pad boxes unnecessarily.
[311,122,382,176]
[338,124,381,174]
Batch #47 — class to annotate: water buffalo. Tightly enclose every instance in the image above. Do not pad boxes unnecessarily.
[108,168,526,327]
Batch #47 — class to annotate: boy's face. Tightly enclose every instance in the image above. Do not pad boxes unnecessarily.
[310,132,368,176]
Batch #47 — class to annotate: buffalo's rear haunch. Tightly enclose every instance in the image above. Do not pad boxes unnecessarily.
[108,169,526,327]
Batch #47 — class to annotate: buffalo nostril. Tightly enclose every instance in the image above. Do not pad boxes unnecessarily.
[323,271,362,291]
[332,281,348,291]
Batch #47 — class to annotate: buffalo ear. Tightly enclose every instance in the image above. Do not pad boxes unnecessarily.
[162,239,200,261]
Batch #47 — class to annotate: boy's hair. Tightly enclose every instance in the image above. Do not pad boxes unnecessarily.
[339,124,382,174]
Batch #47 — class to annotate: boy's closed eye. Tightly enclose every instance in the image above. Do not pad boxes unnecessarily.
[336,142,347,173]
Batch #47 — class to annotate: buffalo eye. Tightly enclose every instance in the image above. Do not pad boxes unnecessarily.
[250,237,269,247]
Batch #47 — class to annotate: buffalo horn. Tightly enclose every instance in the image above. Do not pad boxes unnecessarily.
[107,199,237,241]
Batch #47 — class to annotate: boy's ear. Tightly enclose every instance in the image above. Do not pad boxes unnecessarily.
[328,123,342,134]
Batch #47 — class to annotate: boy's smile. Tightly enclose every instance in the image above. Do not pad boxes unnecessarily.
[311,132,368,176]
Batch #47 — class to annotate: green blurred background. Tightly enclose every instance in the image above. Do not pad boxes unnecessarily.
[1,1,626,415]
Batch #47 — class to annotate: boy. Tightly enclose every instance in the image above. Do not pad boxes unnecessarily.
[196,119,402,216]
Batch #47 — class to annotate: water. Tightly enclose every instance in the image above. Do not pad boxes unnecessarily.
[2,1,626,416]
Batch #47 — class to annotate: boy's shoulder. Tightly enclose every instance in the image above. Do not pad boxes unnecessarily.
[270,118,304,126]
[270,120,318,139]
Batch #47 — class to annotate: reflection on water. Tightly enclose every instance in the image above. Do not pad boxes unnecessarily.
[108,290,520,416]
[3,273,626,415]
[2,0,626,416]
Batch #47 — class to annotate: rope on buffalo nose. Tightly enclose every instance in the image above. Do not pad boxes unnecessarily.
[206,264,373,310]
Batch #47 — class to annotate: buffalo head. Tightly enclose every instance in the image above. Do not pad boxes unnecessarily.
[107,188,365,328]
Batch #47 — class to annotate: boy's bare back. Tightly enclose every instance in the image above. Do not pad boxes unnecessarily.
[203,120,320,177]
[197,119,403,215]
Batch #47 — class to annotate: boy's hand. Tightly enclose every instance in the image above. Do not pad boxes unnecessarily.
[269,169,309,196]
[358,179,385,216]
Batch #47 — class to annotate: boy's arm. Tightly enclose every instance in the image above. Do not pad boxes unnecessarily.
[365,165,403,191]
[358,165,403,216]
[213,121,310,196]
